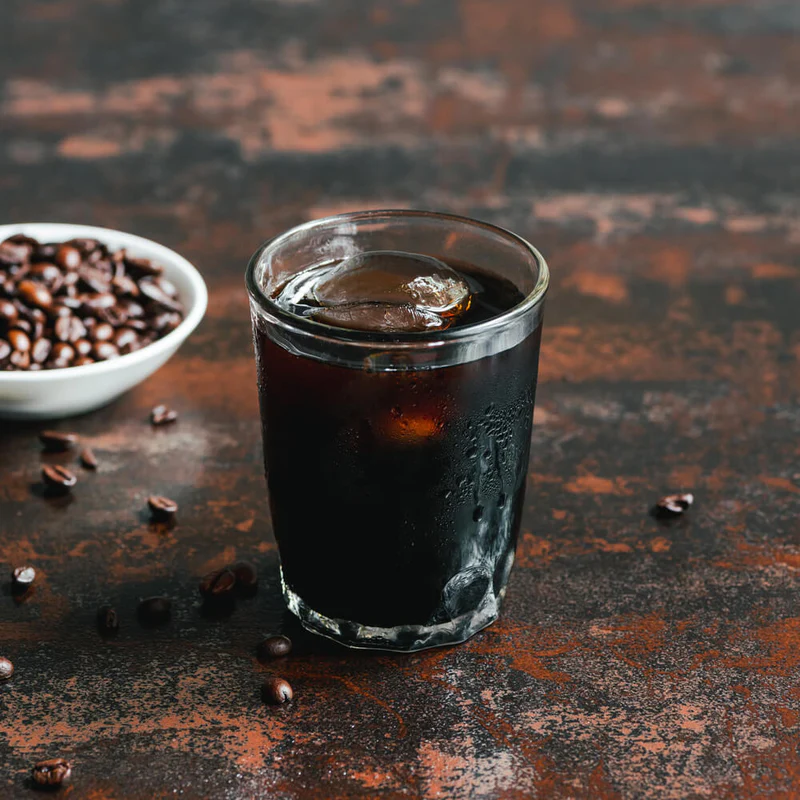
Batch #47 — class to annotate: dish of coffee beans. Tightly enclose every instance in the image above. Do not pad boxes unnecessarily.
[0,234,185,371]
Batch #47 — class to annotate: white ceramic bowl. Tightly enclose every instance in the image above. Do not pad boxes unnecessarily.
[0,223,208,420]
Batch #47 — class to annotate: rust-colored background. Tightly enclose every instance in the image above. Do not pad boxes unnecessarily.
[1,0,799,797]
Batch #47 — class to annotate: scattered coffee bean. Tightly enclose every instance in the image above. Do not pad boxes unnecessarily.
[262,677,293,705]
[150,404,178,426]
[0,234,184,371]
[79,447,98,470]
[32,758,72,788]
[0,657,14,681]
[655,492,694,516]
[12,566,36,587]
[97,605,119,636]
[148,495,178,522]
[137,596,172,626]
[199,568,237,599]
[230,560,258,594]
[39,430,78,452]
[42,464,77,491]
[257,635,292,662]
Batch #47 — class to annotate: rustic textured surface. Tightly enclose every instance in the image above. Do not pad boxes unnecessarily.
[1,0,799,797]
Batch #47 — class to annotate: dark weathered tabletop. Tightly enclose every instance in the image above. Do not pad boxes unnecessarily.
[2,0,799,797]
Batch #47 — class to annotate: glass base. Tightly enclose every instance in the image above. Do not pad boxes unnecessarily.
[281,569,504,652]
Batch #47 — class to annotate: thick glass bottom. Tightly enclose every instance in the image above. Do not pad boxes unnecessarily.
[281,568,504,652]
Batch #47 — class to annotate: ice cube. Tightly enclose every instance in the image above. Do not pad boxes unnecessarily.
[310,251,471,332]
[312,303,444,332]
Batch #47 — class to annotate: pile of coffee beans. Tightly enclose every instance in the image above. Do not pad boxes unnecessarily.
[0,234,184,371]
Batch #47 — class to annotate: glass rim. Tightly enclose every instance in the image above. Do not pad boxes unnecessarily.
[245,209,549,349]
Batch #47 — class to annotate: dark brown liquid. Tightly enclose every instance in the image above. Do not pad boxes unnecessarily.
[255,261,541,644]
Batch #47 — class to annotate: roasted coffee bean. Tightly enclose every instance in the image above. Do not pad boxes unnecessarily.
[56,244,82,269]
[42,464,77,490]
[67,237,102,254]
[112,274,139,296]
[54,314,86,343]
[199,568,237,598]
[32,758,72,788]
[50,342,75,364]
[80,292,116,313]
[97,605,119,635]
[0,340,11,361]
[34,243,58,261]
[122,299,145,319]
[139,280,182,312]
[12,566,36,587]
[8,263,30,280]
[31,262,62,284]
[257,635,292,662]
[155,275,179,297]
[0,657,13,681]
[125,256,162,277]
[78,267,111,294]
[92,341,119,361]
[150,404,178,426]
[7,328,30,352]
[137,596,171,625]
[92,322,114,342]
[79,447,98,469]
[655,493,694,516]
[7,234,38,248]
[73,356,94,366]
[230,560,258,592]
[97,304,127,327]
[9,350,30,369]
[114,327,138,350]
[148,495,178,521]
[74,338,92,357]
[0,298,18,322]
[262,677,293,705]
[0,239,30,265]
[16,280,52,310]
[48,303,72,319]
[11,318,32,335]
[60,294,82,310]
[39,430,78,451]
[31,338,52,364]
[149,311,182,332]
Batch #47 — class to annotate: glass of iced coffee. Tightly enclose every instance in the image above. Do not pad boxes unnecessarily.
[246,211,549,651]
